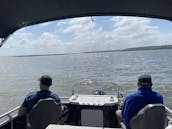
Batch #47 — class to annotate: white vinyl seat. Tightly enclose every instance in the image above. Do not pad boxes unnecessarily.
[27,98,62,129]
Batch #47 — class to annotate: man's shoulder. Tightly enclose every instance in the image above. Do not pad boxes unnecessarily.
[50,91,60,99]
[49,91,61,103]
[25,92,38,101]
[126,92,139,99]
[152,90,163,97]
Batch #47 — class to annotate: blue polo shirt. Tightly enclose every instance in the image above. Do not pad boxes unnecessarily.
[121,87,163,129]
[22,90,61,112]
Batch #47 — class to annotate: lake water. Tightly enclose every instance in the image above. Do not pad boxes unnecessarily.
[0,49,172,114]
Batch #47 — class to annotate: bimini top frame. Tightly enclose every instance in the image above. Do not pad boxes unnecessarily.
[1,0,172,41]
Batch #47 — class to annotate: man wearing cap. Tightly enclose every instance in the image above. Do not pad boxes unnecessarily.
[18,75,61,116]
[116,74,163,129]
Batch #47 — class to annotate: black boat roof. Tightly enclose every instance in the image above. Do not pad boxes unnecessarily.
[0,0,172,39]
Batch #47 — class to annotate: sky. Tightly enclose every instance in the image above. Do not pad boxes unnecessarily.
[1,16,172,56]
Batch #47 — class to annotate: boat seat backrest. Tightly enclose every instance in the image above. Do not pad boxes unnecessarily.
[27,98,62,129]
[130,104,167,129]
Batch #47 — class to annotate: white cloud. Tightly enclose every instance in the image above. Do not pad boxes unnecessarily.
[37,32,62,46]
[1,16,172,56]
[38,22,53,27]
[109,17,161,48]
[59,16,164,51]
[56,21,67,27]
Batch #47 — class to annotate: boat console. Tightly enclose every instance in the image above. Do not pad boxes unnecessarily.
[67,95,118,127]
[69,95,118,106]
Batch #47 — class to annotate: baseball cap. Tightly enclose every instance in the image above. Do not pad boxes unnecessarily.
[138,74,152,86]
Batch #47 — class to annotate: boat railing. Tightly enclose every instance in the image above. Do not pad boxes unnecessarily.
[0,106,19,129]
[166,107,172,114]
[166,106,172,122]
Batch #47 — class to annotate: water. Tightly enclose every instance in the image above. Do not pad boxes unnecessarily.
[0,49,172,114]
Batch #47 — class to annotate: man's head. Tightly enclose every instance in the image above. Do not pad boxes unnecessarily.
[39,75,52,90]
[137,74,152,88]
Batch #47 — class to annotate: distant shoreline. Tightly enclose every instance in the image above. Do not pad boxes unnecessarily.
[12,44,172,57]
[84,45,172,53]
[122,45,172,52]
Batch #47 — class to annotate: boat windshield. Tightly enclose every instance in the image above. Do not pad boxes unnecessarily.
[72,79,119,95]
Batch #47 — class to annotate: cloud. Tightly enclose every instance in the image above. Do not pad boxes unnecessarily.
[56,21,67,27]
[109,17,160,48]
[1,16,172,56]
[58,16,164,50]
[38,22,53,27]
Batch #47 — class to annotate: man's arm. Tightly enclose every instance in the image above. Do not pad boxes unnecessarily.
[18,96,30,116]
[121,96,134,128]
[18,106,27,116]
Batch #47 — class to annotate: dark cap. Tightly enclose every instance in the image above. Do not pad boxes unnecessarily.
[39,75,52,86]
[138,74,152,86]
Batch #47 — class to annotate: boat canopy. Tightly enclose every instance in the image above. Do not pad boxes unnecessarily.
[0,0,172,39]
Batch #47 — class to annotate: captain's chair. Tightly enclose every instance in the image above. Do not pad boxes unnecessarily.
[27,98,62,129]
[130,104,167,129]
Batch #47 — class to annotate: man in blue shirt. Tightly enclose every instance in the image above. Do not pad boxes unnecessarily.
[116,74,163,129]
[18,75,61,116]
